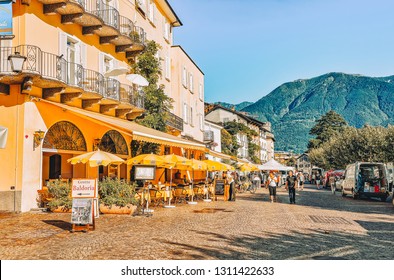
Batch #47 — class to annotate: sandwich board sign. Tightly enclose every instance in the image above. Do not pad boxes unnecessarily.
[71,179,97,232]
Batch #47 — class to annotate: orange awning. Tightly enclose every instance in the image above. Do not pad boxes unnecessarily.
[36,100,206,151]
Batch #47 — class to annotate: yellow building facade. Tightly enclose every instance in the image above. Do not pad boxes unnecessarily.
[0,0,206,212]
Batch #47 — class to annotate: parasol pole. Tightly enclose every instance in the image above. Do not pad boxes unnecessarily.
[204,167,212,202]
[188,167,197,205]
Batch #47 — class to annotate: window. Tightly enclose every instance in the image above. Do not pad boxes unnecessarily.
[199,114,204,131]
[163,20,171,42]
[183,103,188,124]
[182,66,187,87]
[190,107,194,127]
[199,82,203,100]
[99,52,119,77]
[165,56,171,80]
[148,1,157,26]
[136,0,147,14]
[189,73,194,93]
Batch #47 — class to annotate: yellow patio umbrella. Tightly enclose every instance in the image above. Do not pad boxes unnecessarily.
[222,162,236,171]
[162,154,192,170]
[238,162,259,172]
[67,149,124,167]
[203,159,226,171]
[190,158,208,171]
[126,153,171,168]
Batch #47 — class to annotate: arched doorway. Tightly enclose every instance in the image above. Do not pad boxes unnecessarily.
[42,121,87,183]
[99,130,128,179]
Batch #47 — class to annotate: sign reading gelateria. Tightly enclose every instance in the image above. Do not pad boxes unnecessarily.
[71,179,97,198]
[0,0,13,36]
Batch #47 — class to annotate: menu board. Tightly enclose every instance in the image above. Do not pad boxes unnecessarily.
[215,179,225,195]
[71,198,93,225]
[134,165,156,180]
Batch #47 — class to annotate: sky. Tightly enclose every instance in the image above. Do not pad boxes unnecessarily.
[170,0,394,104]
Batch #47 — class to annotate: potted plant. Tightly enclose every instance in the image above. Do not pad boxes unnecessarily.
[47,180,72,212]
[98,177,139,214]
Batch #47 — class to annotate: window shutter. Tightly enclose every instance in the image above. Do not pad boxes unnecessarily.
[98,52,105,74]
[58,32,67,57]
[183,103,188,124]
[80,42,87,68]
[189,73,193,92]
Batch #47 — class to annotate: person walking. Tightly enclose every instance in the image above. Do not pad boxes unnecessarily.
[266,172,278,203]
[286,170,298,204]
[298,172,304,191]
[227,172,235,201]
[316,173,321,190]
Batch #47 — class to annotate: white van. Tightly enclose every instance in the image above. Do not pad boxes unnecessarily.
[342,162,390,202]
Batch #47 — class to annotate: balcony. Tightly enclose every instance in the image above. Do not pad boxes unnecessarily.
[38,0,147,58]
[0,45,144,119]
[165,110,183,132]
[203,130,214,143]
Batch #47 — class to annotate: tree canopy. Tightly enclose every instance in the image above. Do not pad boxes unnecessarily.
[130,40,174,156]
[308,110,348,150]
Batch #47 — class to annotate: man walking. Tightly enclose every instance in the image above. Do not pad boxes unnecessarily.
[286,170,298,204]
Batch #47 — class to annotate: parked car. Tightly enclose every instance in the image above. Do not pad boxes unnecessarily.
[342,162,390,201]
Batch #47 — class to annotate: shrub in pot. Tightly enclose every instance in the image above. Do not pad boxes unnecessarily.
[47,180,72,212]
[98,177,139,214]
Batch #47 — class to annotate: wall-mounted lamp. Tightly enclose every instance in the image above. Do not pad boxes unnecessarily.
[8,52,27,73]
[93,138,101,151]
[33,130,45,150]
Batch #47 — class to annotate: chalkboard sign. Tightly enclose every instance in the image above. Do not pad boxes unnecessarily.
[71,198,93,225]
[215,179,225,195]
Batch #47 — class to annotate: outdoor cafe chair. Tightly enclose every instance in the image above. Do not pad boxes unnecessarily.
[193,185,205,200]
[149,189,164,207]
[173,187,188,204]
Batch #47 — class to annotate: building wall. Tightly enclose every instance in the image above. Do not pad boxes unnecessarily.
[171,46,204,142]
[204,121,222,153]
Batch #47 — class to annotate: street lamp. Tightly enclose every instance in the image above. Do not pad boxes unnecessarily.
[8,52,27,73]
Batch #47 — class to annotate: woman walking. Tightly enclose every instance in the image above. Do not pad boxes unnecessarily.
[266,172,278,203]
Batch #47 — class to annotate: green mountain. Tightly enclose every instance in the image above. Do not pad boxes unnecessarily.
[215,101,253,111]
[241,72,394,153]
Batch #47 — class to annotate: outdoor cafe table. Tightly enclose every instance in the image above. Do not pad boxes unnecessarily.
[137,186,173,204]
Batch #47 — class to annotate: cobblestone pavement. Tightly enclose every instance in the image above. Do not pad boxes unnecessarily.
[0,184,393,260]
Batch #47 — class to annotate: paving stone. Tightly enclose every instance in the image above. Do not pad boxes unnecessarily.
[0,185,393,259]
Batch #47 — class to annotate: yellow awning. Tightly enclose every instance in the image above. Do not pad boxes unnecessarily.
[37,100,206,151]
[206,149,232,160]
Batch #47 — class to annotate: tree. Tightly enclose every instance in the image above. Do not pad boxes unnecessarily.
[308,110,348,149]
[222,121,261,163]
[221,128,239,156]
[130,40,174,156]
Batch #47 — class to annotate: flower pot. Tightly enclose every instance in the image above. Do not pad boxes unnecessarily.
[52,206,72,213]
[99,204,137,215]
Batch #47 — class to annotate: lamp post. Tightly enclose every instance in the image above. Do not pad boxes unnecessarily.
[8,52,27,73]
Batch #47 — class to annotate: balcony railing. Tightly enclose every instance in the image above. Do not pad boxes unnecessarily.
[203,130,214,143]
[40,0,146,54]
[0,45,144,109]
[165,110,183,132]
